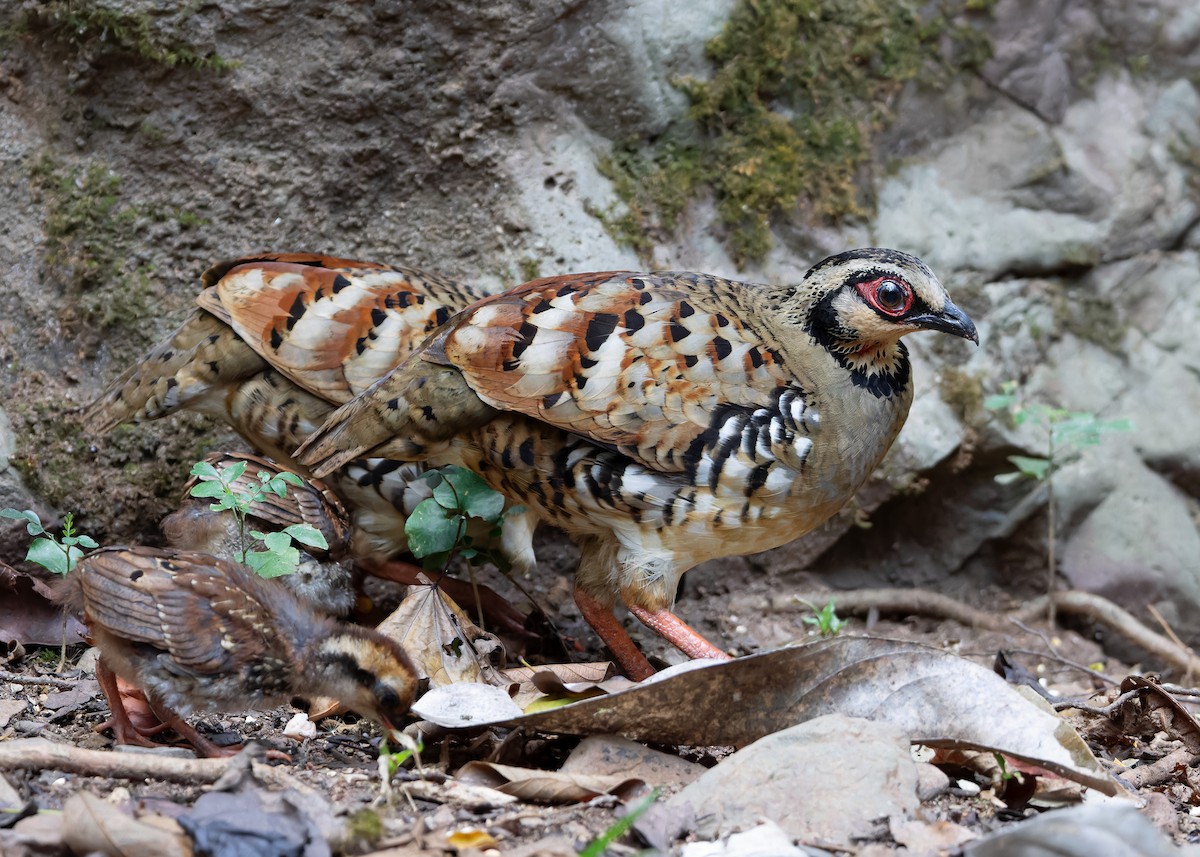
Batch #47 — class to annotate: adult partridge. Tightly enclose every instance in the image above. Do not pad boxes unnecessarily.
[296,249,978,679]
[84,253,538,577]
[59,546,417,757]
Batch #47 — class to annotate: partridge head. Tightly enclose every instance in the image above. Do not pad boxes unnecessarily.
[297,248,977,679]
[60,546,417,756]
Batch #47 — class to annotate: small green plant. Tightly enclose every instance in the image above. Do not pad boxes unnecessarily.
[985,380,1132,621]
[800,598,848,637]
[0,509,98,575]
[992,752,1025,784]
[187,459,327,579]
[404,465,518,572]
[376,734,424,802]
[577,787,662,857]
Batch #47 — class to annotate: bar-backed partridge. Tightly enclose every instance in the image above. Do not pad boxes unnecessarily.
[60,546,417,757]
[84,253,538,578]
[296,249,979,680]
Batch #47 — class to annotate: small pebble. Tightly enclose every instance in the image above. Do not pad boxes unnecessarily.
[955,779,981,796]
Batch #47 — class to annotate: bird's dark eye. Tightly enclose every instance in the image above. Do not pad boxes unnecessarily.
[374,681,401,712]
[875,280,906,313]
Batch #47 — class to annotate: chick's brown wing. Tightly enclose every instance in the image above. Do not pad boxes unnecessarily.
[76,547,278,677]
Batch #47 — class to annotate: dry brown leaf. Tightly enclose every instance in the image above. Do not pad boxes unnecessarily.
[0,564,85,646]
[498,662,615,686]
[376,578,505,686]
[419,638,1117,795]
[496,662,620,710]
[1120,675,1200,752]
[456,760,645,804]
[561,735,703,789]
[62,791,189,857]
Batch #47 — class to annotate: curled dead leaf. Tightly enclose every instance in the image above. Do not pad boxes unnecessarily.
[457,760,645,804]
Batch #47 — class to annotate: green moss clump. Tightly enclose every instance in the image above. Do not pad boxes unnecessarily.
[939,366,985,421]
[8,398,225,545]
[20,0,235,70]
[346,809,384,846]
[596,0,992,266]
[32,155,157,343]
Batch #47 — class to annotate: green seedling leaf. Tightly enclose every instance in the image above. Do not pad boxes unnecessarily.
[1008,455,1050,481]
[1,508,47,537]
[245,546,300,578]
[801,599,848,637]
[189,461,222,481]
[405,498,466,558]
[219,461,247,483]
[74,535,99,549]
[578,788,661,857]
[254,530,293,553]
[983,394,1014,411]
[26,538,79,576]
[188,481,229,500]
[282,523,328,550]
[432,466,505,521]
[277,471,304,486]
[994,471,1024,485]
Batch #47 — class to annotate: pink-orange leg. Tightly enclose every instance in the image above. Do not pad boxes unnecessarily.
[97,660,289,760]
[95,660,162,748]
[574,588,656,681]
[627,605,732,662]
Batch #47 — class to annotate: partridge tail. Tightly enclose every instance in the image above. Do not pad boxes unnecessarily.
[296,361,495,477]
[83,311,266,432]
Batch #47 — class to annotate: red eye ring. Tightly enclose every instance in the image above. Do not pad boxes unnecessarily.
[856,277,912,317]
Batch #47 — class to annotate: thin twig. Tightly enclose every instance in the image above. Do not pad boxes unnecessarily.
[1001,647,1119,687]
[786,589,1008,631]
[0,670,80,689]
[0,737,297,786]
[1008,619,1059,656]
[789,588,1200,678]
[1119,745,1198,790]
[1053,687,1142,714]
[1146,604,1196,686]
[1018,592,1200,678]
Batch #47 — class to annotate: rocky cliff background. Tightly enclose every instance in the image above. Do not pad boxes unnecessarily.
[1,0,1198,659]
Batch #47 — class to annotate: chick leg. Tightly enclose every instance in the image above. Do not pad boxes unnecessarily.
[94,660,162,748]
[627,606,731,661]
[148,703,292,762]
[574,587,655,681]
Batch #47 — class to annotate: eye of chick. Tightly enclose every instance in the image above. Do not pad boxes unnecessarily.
[373,681,402,711]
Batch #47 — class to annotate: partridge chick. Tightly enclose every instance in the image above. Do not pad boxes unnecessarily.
[60,546,417,757]
[297,249,978,679]
[163,450,356,616]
